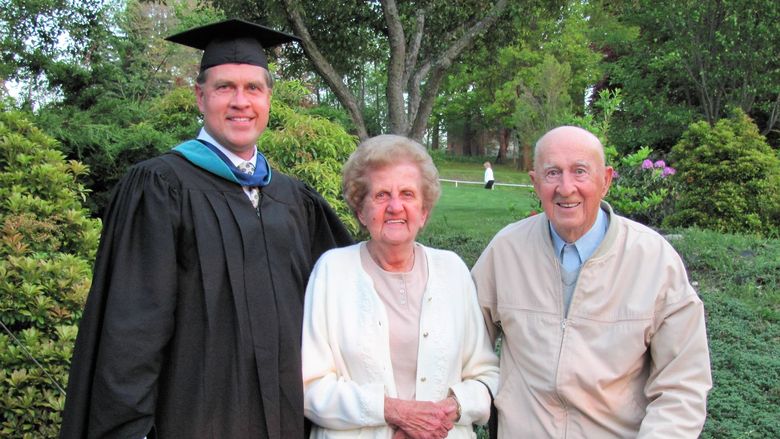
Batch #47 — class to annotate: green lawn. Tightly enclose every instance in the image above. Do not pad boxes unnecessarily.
[435,159,532,185]
[420,183,535,267]
[421,160,537,266]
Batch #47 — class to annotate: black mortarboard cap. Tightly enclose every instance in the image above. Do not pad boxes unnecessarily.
[165,18,300,71]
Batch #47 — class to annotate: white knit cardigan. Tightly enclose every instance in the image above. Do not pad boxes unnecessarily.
[302,243,499,439]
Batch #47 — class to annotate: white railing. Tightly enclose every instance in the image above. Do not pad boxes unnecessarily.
[439,178,533,188]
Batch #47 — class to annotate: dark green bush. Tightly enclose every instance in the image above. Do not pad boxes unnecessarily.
[0,111,100,437]
[666,110,780,236]
[34,91,189,218]
[263,98,359,234]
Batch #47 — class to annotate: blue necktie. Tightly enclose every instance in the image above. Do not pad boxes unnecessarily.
[561,243,580,272]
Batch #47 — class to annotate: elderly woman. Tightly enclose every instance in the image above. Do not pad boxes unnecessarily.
[302,135,499,439]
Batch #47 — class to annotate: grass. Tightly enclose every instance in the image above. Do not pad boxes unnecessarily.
[420,159,780,438]
[434,159,532,185]
[420,184,536,267]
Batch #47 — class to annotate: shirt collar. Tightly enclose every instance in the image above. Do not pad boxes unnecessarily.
[197,127,257,168]
[549,208,609,263]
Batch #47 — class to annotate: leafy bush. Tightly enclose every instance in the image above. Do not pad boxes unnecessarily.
[666,110,780,236]
[263,98,359,234]
[147,86,202,142]
[34,96,181,218]
[0,111,100,437]
[606,147,678,227]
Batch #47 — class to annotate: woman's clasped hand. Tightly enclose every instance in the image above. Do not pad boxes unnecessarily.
[386,396,459,439]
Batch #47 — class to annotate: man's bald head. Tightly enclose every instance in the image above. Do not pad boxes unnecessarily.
[534,126,605,170]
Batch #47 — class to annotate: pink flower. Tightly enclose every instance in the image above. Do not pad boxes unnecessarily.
[662,166,676,177]
[641,159,653,169]
[653,159,666,168]
[612,170,620,179]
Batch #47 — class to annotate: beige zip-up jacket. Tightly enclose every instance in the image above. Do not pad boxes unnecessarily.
[472,203,712,438]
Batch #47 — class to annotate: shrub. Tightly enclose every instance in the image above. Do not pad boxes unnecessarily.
[669,228,780,437]
[0,111,100,437]
[570,89,678,227]
[34,96,181,218]
[262,98,359,234]
[666,110,780,236]
[606,147,678,227]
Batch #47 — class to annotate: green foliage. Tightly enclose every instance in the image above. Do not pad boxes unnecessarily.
[571,89,679,227]
[567,88,623,153]
[34,98,182,216]
[462,0,602,146]
[670,229,779,437]
[262,98,359,234]
[666,110,780,236]
[0,0,116,108]
[603,0,780,151]
[147,86,202,141]
[0,110,100,437]
[606,148,678,227]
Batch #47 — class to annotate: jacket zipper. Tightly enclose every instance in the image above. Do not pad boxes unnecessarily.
[554,260,570,436]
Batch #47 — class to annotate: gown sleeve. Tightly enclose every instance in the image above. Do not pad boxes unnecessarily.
[300,183,354,261]
[60,162,181,439]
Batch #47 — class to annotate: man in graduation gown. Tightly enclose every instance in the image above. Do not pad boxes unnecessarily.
[60,19,353,439]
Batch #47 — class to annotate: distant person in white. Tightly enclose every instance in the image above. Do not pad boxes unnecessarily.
[483,161,495,189]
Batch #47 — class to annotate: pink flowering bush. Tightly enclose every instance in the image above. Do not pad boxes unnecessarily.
[605,146,678,227]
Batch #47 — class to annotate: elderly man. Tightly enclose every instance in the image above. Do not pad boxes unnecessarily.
[472,126,712,438]
[60,19,352,438]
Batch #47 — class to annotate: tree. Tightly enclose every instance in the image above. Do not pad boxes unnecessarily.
[31,1,223,216]
[603,0,780,151]
[668,0,780,136]
[441,0,601,166]
[0,0,116,109]
[218,0,511,141]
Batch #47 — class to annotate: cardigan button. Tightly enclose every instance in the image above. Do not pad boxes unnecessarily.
[420,377,427,382]
[423,332,429,337]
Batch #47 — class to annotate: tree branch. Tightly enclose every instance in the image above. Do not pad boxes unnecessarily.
[381,0,409,134]
[280,0,369,140]
[409,0,509,140]
[762,91,780,136]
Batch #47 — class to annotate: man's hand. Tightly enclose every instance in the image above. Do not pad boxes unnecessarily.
[385,396,456,439]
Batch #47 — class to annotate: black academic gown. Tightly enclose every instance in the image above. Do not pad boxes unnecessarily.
[60,151,352,438]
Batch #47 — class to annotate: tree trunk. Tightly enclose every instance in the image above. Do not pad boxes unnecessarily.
[431,119,440,151]
[281,0,369,140]
[282,0,508,141]
[521,141,532,171]
[496,127,509,164]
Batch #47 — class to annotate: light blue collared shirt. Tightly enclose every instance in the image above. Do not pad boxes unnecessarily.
[550,208,609,315]
[550,207,609,270]
[197,128,257,168]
